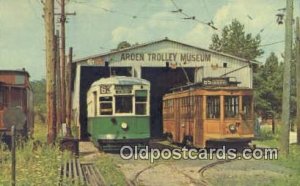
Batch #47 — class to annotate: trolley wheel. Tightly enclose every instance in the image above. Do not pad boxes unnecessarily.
[98,144,105,151]
[166,133,174,144]
[183,136,193,147]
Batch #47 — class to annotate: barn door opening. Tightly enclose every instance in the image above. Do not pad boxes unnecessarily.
[141,67,194,137]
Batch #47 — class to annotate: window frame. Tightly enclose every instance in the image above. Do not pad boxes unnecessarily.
[224,95,240,118]
[242,95,253,119]
[99,96,113,116]
[206,96,220,119]
[114,95,133,114]
[135,90,148,115]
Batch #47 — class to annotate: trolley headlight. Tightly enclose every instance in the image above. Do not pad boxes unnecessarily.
[228,124,237,133]
[121,122,128,129]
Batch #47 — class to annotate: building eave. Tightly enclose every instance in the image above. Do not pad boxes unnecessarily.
[73,37,261,65]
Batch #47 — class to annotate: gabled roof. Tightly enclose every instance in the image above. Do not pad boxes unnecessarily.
[74,37,260,64]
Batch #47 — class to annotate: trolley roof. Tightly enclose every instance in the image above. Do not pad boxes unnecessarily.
[90,76,150,87]
[0,69,30,77]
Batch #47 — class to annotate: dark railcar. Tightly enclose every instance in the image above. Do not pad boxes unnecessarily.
[0,69,34,139]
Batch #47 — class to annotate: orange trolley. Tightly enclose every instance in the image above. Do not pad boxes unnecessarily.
[163,77,254,147]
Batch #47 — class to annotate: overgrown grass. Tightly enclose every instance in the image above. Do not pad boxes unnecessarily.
[94,154,127,186]
[0,122,72,186]
[253,125,280,147]
[253,124,300,185]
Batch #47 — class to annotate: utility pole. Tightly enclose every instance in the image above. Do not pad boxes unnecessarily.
[44,0,56,144]
[296,17,300,145]
[55,30,62,133]
[57,0,75,137]
[59,0,67,130]
[281,0,293,155]
[66,47,73,137]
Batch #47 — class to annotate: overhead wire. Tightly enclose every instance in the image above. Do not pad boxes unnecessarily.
[28,0,44,24]
[69,0,287,58]
[259,40,284,47]
[71,1,188,22]
[170,0,218,30]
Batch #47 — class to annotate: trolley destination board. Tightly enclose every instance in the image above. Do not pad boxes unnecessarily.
[202,77,229,87]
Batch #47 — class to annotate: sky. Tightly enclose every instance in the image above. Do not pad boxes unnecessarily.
[0,0,299,80]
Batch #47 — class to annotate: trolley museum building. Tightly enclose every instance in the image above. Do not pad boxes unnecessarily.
[72,38,259,139]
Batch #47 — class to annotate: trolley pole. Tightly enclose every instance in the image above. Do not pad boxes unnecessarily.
[296,17,300,145]
[281,0,293,155]
[44,0,57,144]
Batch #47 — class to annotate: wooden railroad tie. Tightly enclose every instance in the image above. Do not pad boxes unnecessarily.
[59,158,106,186]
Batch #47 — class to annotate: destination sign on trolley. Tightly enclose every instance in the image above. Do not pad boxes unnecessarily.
[202,77,229,86]
[115,85,132,94]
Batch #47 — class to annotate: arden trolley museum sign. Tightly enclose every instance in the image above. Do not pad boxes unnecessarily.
[120,52,211,63]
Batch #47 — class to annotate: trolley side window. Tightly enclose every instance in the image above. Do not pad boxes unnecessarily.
[163,99,174,119]
[99,96,112,115]
[181,96,194,118]
[11,87,25,108]
[135,90,147,115]
[207,96,220,119]
[224,96,239,118]
[242,96,252,119]
[0,86,8,109]
[115,95,132,113]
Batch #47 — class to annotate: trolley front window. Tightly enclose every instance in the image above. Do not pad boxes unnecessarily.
[225,96,239,118]
[206,96,220,119]
[99,96,112,115]
[242,96,252,119]
[115,95,132,113]
[135,90,147,115]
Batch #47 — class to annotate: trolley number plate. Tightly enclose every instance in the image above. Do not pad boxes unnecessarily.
[100,85,111,94]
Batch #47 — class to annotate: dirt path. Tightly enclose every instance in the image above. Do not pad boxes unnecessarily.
[79,141,102,161]
[79,141,293,186]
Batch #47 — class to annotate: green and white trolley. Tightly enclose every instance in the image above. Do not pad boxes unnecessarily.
[87,76,150,150]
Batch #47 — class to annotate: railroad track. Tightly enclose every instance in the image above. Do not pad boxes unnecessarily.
[197,159,234,185]
[127,164,161,186]
[127,160,235,186]
[119,140,272,185]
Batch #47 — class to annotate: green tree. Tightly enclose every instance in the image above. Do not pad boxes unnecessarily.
[209,19,264,61]
[116,41,131,50]
[31,79,46,123]
[111,41,131,52]
[253,52,283,115]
